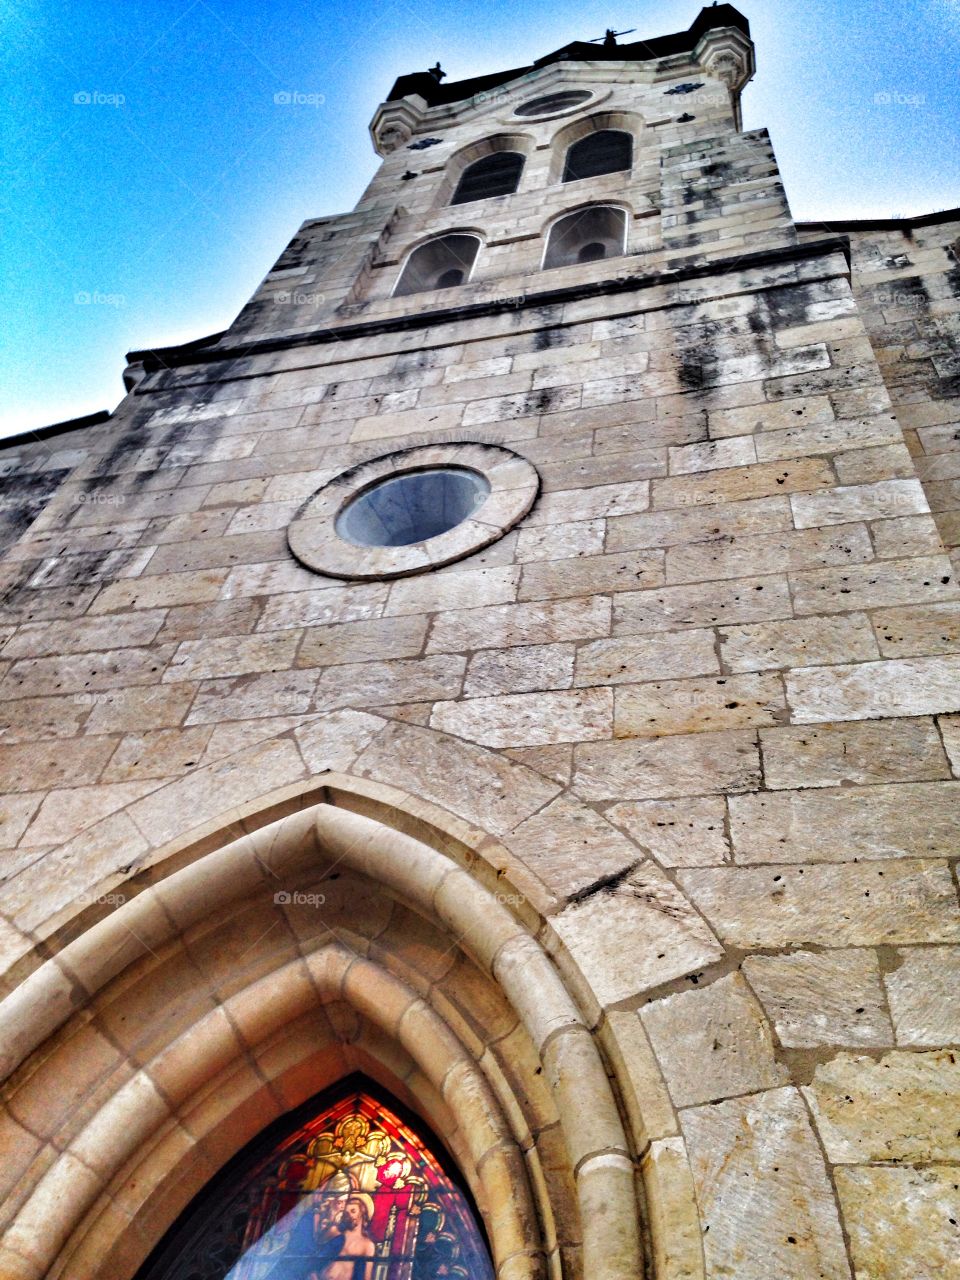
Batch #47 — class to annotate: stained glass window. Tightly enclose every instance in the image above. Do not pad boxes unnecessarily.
[137,1079,495,1280]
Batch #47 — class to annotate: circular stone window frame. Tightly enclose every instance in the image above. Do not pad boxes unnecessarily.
[287,443,540,580]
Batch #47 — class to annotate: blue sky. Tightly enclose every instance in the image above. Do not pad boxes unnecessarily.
[2,0,958,436]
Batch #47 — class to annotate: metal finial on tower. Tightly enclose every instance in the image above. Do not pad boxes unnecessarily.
[588,27,637,47]
[428,62,446,81]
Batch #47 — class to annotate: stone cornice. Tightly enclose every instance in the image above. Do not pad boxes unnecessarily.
[133,236,852,380]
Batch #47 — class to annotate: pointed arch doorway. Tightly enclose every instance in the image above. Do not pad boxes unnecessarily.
[135,1074,494,1280]
[0,783,649,1280]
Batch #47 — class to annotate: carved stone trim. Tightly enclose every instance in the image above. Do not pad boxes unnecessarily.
[370,95,428,156]
[693,24,756,95]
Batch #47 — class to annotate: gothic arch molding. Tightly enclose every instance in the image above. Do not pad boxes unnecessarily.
[0,783,646,1280]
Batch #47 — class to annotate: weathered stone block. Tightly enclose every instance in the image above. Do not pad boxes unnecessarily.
[166,631,301,682]
[312,655,465,711]
[790,478,928,527]
[574,729,761,800]
[258,583,388,631]
[606,495,793,552]
[550,861,724,1005]
[760,718,950,788]
[430,688,612,748]
[614,575,792,635]
[836,1165,960,1280]
[872,601,960,658]
[604,796,729,866]
[641,974,788,1106]
[505,797,641,899]
[518,551,664,602]
[615,672,787,737]
[353,721,560,837]
[385,565,519,616]
[574,629,719,687]
[464,643,574,697]
[719,612,879,672]
[514,518,605,563]
[804,1050,960,1162]
[297,616,426,669]
[790,554,957,616]
[665,524,873,584]
[428,596,611,653]
[729,781,960,862]
[680,860,960,946]
[742,950,892,1048]
[680,1088,852,1280]
[786,655,960,721]
[652,457,834,510]
[883,946,960,1047]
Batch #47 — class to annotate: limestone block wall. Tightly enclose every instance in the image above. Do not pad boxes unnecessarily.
[1,37,959,1280]
[800,212,960,573]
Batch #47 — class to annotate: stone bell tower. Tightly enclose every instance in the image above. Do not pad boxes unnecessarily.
[2,7,960,1280]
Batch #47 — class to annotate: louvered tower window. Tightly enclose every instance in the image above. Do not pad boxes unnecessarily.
[394,234,480,296]
[543,205,627,269]
[451,152,524,204]
[562,130,633,182]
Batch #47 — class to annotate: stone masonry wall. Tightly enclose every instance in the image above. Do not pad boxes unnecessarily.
[1,39,959,1280]
[801,214,960,577]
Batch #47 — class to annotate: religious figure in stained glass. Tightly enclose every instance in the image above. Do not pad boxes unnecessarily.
[136,1080,495,1280]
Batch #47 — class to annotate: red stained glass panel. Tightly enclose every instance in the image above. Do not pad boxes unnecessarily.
[137,1081,495,1280]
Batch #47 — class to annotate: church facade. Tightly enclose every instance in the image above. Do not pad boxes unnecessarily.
[1,6,959,1278]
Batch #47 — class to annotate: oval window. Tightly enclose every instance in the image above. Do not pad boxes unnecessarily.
[287,443,540,580]
[336,466,491,547]
[514,90,592,117]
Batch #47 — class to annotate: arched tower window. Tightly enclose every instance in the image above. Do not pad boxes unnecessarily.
[451,151,524,204]
[394,233,480,296]
[543,205,627,270]
[135,1078,495,1280]
[562,129,633,182]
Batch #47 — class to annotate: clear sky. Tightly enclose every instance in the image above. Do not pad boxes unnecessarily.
[2,0,958,436]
